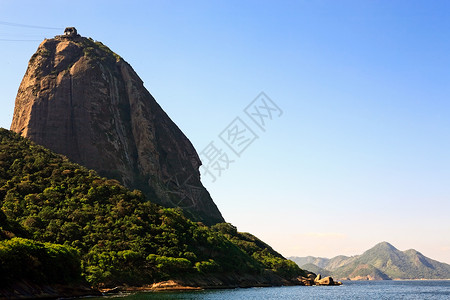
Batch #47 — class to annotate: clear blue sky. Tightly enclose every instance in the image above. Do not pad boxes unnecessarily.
[1,0,449,263]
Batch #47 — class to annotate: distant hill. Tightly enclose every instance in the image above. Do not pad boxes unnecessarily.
[290,242,450,280]
[289,256,329,269]
[290,254,354,271]
[300,263,332,277]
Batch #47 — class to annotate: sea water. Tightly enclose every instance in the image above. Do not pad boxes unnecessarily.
[91,280,450,299]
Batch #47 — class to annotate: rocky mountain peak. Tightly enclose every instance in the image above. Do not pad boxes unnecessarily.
[10,29,224,225]
[371,241,398,251]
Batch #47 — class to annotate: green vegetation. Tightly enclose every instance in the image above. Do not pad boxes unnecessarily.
[0,129,304,287]
[332,262,391,280]
[0,237,81,287]
[81,38,122,63]
[211,223,302,278]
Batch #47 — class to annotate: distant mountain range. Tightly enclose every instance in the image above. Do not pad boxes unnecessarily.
[289,242,450,280]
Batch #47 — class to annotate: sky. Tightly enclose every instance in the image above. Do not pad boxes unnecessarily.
[1,0,449,263]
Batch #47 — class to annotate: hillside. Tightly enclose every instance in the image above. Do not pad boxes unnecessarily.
[10,28,223,225]
[290,242,450,280]
[289,255,354,271]
[0,128,305,292]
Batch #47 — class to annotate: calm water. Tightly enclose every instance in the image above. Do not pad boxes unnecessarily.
[91,280,450,299]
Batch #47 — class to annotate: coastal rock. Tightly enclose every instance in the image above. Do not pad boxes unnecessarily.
[298,273,341,286]
[150,280,201,291]
[297,276,314,286]
[10,29,224,225]
[316,276,334,285]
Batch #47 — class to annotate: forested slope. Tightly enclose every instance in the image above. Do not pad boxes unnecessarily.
[0,129,304,288]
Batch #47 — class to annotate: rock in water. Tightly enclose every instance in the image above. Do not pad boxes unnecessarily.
[10,28,224,225]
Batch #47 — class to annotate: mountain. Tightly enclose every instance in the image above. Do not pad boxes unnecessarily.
[290,242,450,280]
[289,256,330,269]
[10,28,223,225]
[0,128,305,294]
[290,255,353,271]
[332,262,391,281]
[325,255,355,270]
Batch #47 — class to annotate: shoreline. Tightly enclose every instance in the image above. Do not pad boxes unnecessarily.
[392,278,450,281]
[5,278,449,299]
[0,272,342,299]
[341,278,450,281]
[100,273,342,294]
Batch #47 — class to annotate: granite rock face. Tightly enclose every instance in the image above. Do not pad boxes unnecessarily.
[10,30,224,225]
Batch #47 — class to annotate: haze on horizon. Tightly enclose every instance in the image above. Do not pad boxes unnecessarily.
[0,0,449,264]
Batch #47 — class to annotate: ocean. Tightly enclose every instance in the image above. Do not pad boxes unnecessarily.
[91,280,450,299]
